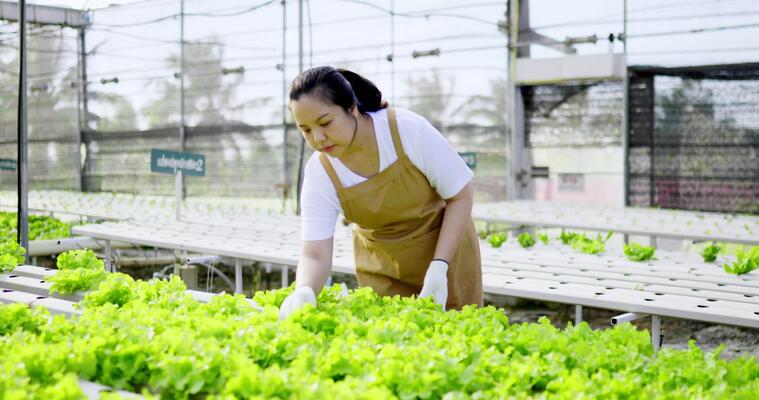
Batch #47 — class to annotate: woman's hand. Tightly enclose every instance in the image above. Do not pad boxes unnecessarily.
[278,286,317,319]
[419,259,448,310]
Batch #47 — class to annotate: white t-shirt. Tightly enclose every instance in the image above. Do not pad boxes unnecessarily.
[300,107,473,241]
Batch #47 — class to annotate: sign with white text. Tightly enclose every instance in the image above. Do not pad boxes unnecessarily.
[150,149,205,176]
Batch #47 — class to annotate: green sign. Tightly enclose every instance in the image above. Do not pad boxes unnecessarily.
[150,149,205,176]
[0,159,16,171]
[458,152,477,170]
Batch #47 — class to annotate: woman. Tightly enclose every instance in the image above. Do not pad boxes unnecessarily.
[279,66,482,318]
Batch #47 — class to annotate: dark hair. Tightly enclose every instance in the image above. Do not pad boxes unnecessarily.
[289,66,388,114]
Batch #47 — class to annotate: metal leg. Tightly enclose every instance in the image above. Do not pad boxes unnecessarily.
[235,258,243,294]
[574,305,583,325]
[650,236,658,247]
[651,315,662,351]
[104,240,112,272]
[281,266,289,288]
[623,234,629,244]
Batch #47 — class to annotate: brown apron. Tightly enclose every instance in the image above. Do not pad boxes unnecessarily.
[319,107,483,309]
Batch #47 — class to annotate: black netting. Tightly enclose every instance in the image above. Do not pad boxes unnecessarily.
[1,1,509,205]
[0,25,80,191]
[627,65,759,213]
[524,81,623,147]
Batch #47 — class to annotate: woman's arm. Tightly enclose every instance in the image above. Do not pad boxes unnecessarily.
[433,181,474,262]
[279,237,334,319]
[295,237,334,292]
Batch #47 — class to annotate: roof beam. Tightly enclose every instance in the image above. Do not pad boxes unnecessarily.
[0,1,86,28]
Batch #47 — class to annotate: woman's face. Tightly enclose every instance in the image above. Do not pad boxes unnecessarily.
[290,94,357,158]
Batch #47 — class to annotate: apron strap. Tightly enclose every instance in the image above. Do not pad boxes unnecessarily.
[386,107,407,160]
[318,153,344,190]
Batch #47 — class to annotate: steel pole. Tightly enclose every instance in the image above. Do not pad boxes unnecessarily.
[17,0,29,256]
[282,0,289,213]
[177,0,186,220]
[295,0,305,215]
[622,0,630,206]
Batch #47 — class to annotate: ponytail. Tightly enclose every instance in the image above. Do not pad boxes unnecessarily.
[336,68,388,113]
[289,66,387,114]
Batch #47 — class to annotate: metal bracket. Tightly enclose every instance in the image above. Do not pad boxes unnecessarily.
[612,312,664,351]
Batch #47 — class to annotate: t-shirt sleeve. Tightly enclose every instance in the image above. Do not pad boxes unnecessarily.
[300,155,341,241]
[401,110,474,199]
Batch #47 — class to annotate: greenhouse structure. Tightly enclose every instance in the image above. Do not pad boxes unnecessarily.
[0,0,758,398]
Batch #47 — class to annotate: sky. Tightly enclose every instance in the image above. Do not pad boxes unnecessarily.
[3,0,759,130]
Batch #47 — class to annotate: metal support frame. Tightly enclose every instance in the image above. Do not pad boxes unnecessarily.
[235,258,242,294]
[281,0,289,213]
[175,172,183,221]
[295,0,305,215]
[506,0,520,201]
[281,266,289,288]
[177,0,186,221]
[611,312,663,351]
[104,240,112,272]
[17,0,28,256]
[0,1,86,26]
[651,315,662,351]
[574,305,582,325]
[622,0,630,206]
[77,27,88,192]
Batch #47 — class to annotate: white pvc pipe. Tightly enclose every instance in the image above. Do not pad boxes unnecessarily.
[611,312,648,325]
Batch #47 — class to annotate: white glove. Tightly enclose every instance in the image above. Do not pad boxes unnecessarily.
[278,286,317,320]
[419,259,448,310]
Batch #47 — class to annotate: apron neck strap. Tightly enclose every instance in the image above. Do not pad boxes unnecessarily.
[386,107,407,159]
[319,153,344,190]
